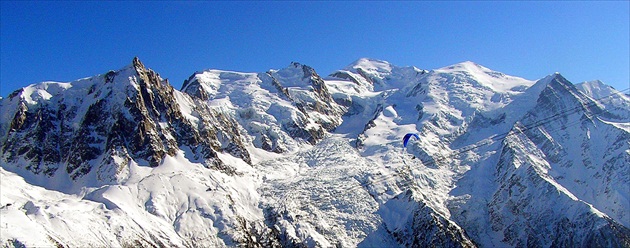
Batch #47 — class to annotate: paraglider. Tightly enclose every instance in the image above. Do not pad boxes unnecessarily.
[402,133,420,148]
[403,133,420,160]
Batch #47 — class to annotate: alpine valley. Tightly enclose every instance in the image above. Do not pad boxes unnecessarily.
[1,57,628,247]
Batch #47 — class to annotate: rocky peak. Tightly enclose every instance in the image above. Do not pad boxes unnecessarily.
[532,73,603,118]
[0,58,252,188]
[132,56,144,71]
[268,62,345,131]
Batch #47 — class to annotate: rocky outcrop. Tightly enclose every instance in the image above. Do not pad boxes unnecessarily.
[265,62,345,139]
[381,190,476,248]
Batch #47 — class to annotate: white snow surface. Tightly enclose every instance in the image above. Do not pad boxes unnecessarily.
[1,58,628,247]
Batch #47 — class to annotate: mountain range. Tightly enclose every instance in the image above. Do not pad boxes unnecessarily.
[1,57,628,247]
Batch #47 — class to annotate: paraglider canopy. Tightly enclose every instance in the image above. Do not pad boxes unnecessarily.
[403,133,420,147]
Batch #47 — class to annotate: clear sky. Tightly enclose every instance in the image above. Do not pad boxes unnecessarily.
[1,1,628,97]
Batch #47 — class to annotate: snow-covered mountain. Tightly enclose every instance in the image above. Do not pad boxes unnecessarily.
[1,57,628,247]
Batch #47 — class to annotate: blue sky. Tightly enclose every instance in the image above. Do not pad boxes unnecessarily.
[1,1,628,97]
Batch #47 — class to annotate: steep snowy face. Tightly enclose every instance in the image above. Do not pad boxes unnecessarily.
[182,62,346,155]
[379,190,476,248]
[329,59,535,157]
[399,62,535,148]
[416,61,535,116]
[433,61,532,92]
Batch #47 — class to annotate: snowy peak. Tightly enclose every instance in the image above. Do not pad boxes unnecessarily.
[532,72,600,114]
[576,80,630,122]
[327,58,394,91]
[435,60,485,72]
[400,61,536,124]
[0,58,145,142]
[329,58,428,92]
[182,61,327,99]
[514,72,607,132]
[435,60,514,80]
[432,61,534,93]
[344,57,394,75]
[271,61,325,89]
[4,57,140,107]
[576,80,625,99]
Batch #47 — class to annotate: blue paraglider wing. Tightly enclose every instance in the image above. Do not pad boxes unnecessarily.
[403,133,420,147]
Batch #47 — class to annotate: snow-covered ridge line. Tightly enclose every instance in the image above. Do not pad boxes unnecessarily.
[1,57,629,247]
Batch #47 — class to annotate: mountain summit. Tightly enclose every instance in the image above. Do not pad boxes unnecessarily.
[1,58,628,247]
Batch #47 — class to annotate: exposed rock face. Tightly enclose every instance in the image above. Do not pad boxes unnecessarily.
[0,58,251,185]
[382,190,477,248]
